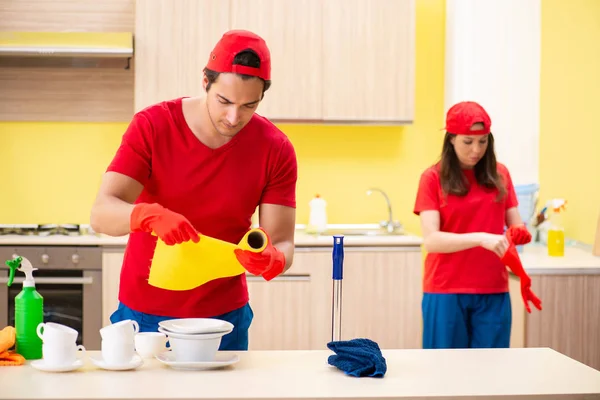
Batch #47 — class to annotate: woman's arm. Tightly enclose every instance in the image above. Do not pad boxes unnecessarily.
[505,207,524,227]
[420,210,509,257]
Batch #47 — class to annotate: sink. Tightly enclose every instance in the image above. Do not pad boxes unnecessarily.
[299,227,404,237]
[318,229,404,237]
[297,224,405,237]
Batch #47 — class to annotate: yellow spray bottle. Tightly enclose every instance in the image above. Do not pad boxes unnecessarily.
[547,198,567,257]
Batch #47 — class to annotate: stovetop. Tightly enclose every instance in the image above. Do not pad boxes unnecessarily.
[0,224,83,236]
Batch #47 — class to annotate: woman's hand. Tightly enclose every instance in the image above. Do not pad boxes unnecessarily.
[479,233,509,257]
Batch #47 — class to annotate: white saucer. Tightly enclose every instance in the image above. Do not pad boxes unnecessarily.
[30,358,84,372]
[155,351,239,371]
[158,318,234,335]
[90,354,144,371]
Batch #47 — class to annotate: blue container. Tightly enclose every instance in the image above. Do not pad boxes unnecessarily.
[513,183,539,253]
[514,183,539,223]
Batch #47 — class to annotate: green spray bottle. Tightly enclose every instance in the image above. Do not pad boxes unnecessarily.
[5,256,44,360]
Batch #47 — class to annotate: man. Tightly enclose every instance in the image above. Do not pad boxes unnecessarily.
[90,30,297,351]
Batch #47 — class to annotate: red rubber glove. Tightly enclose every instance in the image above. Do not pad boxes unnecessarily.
[500,238,542,313]
[234,228,285,281]
[130,203,200,246]
[506,224,532,246]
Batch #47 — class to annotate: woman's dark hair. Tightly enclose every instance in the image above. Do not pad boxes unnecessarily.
[439,132,507,200]
[203,50,271,98]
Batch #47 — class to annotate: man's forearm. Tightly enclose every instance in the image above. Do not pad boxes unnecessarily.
[90,195,136,237]
[274,240,295,272]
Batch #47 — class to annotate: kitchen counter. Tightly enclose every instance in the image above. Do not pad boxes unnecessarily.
[2,348,600,400]
[520,244,600,274]
[3,234,600,275]
[0,231,423,247]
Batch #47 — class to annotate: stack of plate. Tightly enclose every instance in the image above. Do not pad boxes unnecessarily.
[158,318,234,337]
[157,318,234,365]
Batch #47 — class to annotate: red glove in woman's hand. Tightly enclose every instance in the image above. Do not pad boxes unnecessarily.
[520,279,542,313]
[506,224,532,245]
[501,239,542,313]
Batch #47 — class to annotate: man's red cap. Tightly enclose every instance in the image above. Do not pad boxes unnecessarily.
[205,30,271,81]
[444,101,492,135]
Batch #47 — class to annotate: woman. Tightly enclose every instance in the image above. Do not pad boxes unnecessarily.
[413,101,532,349]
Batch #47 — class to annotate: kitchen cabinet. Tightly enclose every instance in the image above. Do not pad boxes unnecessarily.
[134,0,230,111]
[322,0,416,122]
[524,274,600,371]
[100,245,424,350]
[134,0,416,123]
[101,248,124,327]
[247,250,331,350]
[229,0,323,120]
[338,248,423,348]
[507,246,600,371]
[0,0,135,122]
[248,247,423,350]
[509,275,526,348]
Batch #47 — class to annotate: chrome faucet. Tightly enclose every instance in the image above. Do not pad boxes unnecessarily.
[366,188,403,233]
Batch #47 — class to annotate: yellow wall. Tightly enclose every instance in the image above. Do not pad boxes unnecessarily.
[0,0,446,236]
[539,0,600,244]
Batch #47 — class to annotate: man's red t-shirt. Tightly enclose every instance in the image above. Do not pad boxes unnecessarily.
[413,162,518,294]
[106,97,297,318]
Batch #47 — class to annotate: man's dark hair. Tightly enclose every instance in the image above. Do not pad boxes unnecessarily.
[203,50,271,98]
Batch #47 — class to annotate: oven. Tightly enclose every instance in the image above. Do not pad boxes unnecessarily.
[0,246,102,350]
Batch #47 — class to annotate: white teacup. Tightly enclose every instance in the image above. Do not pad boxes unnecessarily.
[100,319,139,342]
[43,342,86,367]
[37,322,78,346]
[134,332,167,359]
[101,339,136,366]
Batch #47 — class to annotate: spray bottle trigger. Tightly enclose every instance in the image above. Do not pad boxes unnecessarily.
[5,256,23,287]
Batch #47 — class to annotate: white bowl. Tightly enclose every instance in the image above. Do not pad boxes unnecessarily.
[158,318,234,335]
[157,326,232,363]
[167,335,222,363]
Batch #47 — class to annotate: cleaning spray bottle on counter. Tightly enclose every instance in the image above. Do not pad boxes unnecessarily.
[5,256,44,359]
[547,199,567,257]
[306,194,327,234]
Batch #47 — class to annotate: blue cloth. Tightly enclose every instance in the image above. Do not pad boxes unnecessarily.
[422,293,511,349]
[327,338,387,378]
[109,302,254,351]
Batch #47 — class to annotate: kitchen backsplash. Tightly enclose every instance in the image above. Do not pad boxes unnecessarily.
[0,120,445,237]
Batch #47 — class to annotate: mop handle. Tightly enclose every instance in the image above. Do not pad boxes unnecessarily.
[331,235,344,342]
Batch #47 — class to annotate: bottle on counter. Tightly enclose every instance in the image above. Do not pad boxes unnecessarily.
[5,256,44,359]
[306,194,328,234]
[547,199,567,257]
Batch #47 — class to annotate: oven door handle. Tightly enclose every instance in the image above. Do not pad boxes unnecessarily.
[0,277,93,285]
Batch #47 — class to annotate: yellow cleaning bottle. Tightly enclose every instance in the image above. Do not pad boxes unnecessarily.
[547,199,567,257]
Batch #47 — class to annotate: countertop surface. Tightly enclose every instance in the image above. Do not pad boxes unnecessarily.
[2,348,600,400]
[0,230,424,248]
[1,231,599,274]
[519,243,600,275]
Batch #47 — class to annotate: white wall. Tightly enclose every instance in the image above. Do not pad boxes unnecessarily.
[444,0,541,186]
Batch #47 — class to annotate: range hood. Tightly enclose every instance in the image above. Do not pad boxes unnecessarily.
[0,32,133,58]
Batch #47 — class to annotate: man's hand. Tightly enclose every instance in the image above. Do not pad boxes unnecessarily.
[506,224,532,246]
[130,203,200,246]
[234,228,285,281]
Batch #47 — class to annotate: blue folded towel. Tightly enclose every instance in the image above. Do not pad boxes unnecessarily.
[327,338,387,378]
